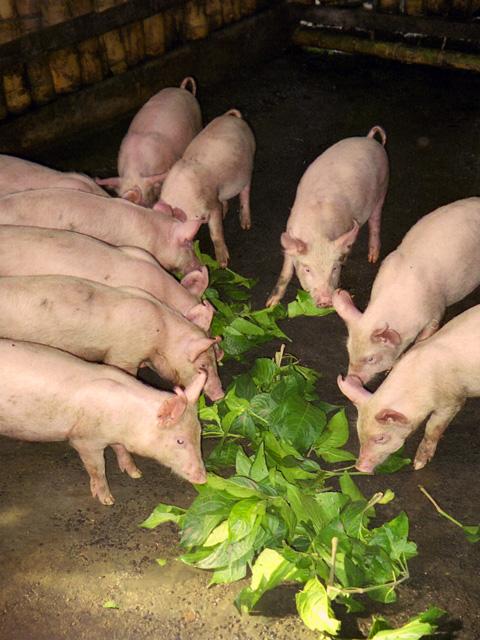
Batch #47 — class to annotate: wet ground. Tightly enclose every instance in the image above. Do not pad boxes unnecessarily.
[1,49,480,639]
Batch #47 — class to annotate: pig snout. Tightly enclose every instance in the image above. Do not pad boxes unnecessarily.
[183,256,203,275]
[355,458,376,473]
[187,464,207,484]
[205,383,225,402]
[347,366,370,385]
[313,290,334,307]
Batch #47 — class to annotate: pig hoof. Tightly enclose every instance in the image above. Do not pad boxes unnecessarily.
[216,251,229,268]
[368,248,379,263]
[265,295,279,308]
[413,455,429,470]
[129,469,143,479]
[241,220,251,231]
[101,494,115,506]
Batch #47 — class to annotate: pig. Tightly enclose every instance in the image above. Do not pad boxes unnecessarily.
[0,339,208,504]
[0,225,213,332]
[0,154,108,197]
[265,126,389,308]
[0,187,202,275]
[96,76,202,207]
[0,274,224,401]
[160,108,256,267]
[337,304,480,473]
[333,197,480,384]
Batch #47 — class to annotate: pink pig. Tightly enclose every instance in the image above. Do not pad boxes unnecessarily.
[0,339,208,504]
[96,77,202,207]
[266,126,388,308]
[0,275,224,401]
[0,154,109,198]
[333,197,480,384]
[0,187,202,275]
[0,225,213,332]
[160,108,256,267]
[338,304,480,473]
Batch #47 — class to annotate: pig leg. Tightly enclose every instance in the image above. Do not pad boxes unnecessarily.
[111,444,142,479]
[239,182,251,231]
[415,319,441,342]
[72,443,115,505]
[222,201,228,219]
[266,254,294,307]
[208,204,230,267]
[413,404,462,470]
[367,199,384,263]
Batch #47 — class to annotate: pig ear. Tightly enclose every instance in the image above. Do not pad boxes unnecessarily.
[158,390,187,426]
[173,220,202,246]
[213,337,224,362]
[172,207,187,222]
[280,232,308,255]
[95,176,120,188]
[332,289,362,325]
[371,324,401,347]
[184,369,208,404]
[122,186,143,205]
[186,337,218,363]
[375,408,408,425]
[337,374,372,406]
[154,200,173,216]
[181,266,209,296]
[144,172,168,186]
[185,301,214,332]
[334,220,360,253]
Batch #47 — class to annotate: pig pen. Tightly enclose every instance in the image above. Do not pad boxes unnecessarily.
[0,49,480,639]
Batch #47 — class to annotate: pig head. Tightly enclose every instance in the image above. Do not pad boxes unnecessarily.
[281,220,360,307]
[333,289,403,383]
[337,374,415,473]
[131,370,208,484]
[150,334,224,402]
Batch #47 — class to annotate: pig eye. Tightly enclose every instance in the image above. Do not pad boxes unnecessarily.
[373,434,389,445]
[365,355,376,364]
[176,438,185,445]
[304,267,311,273]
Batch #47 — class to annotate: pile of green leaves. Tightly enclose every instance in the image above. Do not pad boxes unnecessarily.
[142,351,421,637]
[195,244,334,360]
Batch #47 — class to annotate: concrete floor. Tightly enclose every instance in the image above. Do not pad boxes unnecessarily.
[0,49,479,639]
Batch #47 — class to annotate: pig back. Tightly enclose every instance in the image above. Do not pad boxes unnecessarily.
[128,87,202,155]
[397,198,480,305]
[0,154,107,197]
[292,137,389,233]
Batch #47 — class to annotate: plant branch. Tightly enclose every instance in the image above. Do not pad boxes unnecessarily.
[418,485,464,529]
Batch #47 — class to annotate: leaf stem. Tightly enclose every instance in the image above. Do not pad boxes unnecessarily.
[418,485,465,529]
[328,537,338,587]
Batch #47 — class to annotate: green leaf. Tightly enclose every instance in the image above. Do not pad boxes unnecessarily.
[139,503,186,529]
[235,446,252,476]
[270,394,327,453]
[463,525,480,543]
[235,548,306,613]
[228,498,266,542]
[295,577,341,635]
[376,448,411,474]
[103,600,119,609]
[230,317,266,336]
[315,409,350,450]
[250,442,269,481]
[155,558,167,567]
[339,473,366,503]
[287,290,336,318]
[367,606,446,638]
[206,441,240,471]
[251,358,278,388]
[180,487,236,547]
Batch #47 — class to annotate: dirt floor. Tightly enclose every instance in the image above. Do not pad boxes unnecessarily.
[1,48,480,639]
